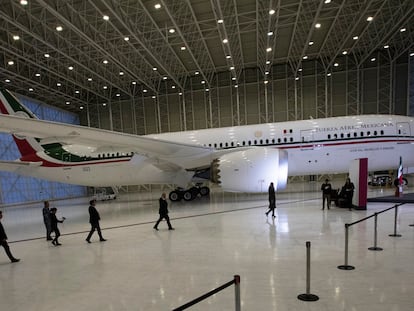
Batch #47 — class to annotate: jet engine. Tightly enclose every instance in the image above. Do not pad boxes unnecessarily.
[211,147,288,192]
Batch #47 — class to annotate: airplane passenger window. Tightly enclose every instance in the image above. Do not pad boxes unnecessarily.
[374,131,377,136]
[334,134,337,138]
[278,138,281,143]
[208,144,211,147]
[328,134,331,139]
[260,139,263,145]
[354,132,357,137]
[254,140,257,145]
[360,132,364,136]
[220,143,223,148]
[248,141,251,145]
[380,130,384,135]
[367,131,371,136]
[272,138,275,143]
[266,139,269,144]
[284,138,287,142]
[225,142,228,147]
[289,129,293,133]
[347,133,350,138]
[242,141,246,146]
[214,143,217,148]
[290,137,293,142]
[340,133,344,138]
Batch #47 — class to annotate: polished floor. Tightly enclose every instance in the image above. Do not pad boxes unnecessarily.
[1,183,413,311]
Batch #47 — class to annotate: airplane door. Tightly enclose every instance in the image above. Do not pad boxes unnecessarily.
[300,129,314,150]
[396,122,411,136]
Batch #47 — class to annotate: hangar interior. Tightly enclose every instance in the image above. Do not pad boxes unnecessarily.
[1,0,414,204]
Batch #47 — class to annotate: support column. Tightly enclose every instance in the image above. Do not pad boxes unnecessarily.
[349,158,368,210]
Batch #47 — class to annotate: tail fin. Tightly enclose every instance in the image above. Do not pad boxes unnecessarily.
[0,88,44,157]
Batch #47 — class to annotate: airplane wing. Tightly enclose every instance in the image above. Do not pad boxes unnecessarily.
[0,114,215,169]
[0,160,42,173]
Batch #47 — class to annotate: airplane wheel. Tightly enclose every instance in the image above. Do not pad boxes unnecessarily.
[183,190,195,201]
[169,191,181,201]
[199,186,210,196]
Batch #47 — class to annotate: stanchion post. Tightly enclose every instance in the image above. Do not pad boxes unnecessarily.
[368,213,383,251]
[234,275,241,311]
[338,224,355,270]
[297,241,319,301]
[389,205,402,237]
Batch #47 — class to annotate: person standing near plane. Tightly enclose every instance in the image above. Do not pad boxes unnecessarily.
[321,179,332,210]
[50,207,65,246]
[265,182,276,218]
[153,193,175,231]
[0,210,20,263]
[343,178,355,211]
[85,199,107,243]
[42,201,52,241]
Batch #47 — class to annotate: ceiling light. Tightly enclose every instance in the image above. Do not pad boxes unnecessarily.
[35,73,41,77]
[315,23,321,28]
[367,16,373,22]
[103,60,108,64]
[353,36,359,40]
[334,62,339,67]
[234,85,238,88]
[154,3,161,9]
[143,89,148,92]
[267,31,273,36]
[103,86,108,89]
[56,26,63,31]
[172,85,176,89]
[13,35,20,40]
[264,80,269,84]
[226,55,231,59]
[383,45,389,49]
[132,81,137,85]
[7,60,14,65]
[44,53,50,58]
[152,67,157,71]
[342,51,348,55]
[230,66,235,70]
[169,28,175,34]
[179,92,183,96]
[298,68,302,72]
[266,47,272,52]
[205,88,209,92]
[308,41,314,46]
[400,28,406,32]
[201,80,205,84]
[303,55,308,60]
[295,77,299,81]
[152,96,156,99]
[410,52,414,57]
[66,101,70,105]
[324,0,331,3]
[68,66,74,70]
[124,37,129,41]
[103,103,107,106]
[87,78,92,81]
[180,46,186,50]
[223,39,228,43]
[327,73,332,76]
[269,9,275,15]
[119,71,124,75]
[116,93,120,97]
[266,60,270,64]
[217,19,224,24]
[265,71,269,75]
[371,58,376,62]
[20,0,28,5]
[80,106,84,110]
[103,15,109,21]
[28,88,33,92]
[232,77,236,80]
[57,83,62,87]
[195,71,199,75]
[75,90,80,94]
[5,79,11,83]
[163,76,167,80]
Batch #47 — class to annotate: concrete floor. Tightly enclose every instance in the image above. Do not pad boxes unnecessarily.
[0,183,413,311]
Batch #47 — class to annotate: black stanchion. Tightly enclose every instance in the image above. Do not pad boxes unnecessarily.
[368,213,383,251]
[338,224,355,270]
[389,205,402,237]
[298,241,319,302]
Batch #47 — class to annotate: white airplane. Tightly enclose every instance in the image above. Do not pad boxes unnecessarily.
[0,88,413,201]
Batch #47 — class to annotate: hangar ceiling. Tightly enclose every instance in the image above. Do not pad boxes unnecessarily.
[1,0,414,112]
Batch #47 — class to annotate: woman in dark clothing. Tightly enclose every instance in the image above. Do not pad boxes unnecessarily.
[50,207,65,246]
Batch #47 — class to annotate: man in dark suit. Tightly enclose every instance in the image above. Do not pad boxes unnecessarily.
[0,210,20,263]
[85,199,106,243]
[153,193,174,231]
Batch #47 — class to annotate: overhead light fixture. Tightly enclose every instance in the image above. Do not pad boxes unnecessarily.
[154,3,161,9]
[143,89,148,93]
[383,45,389,49]
[234,85,238,88]
[119,71,124,75]
[410,52,414,57]
[35,73,41,77]
[28,88,33,92]
[269,9,275,15]
[80,106,84,110]
[266,47,272,52]
[179,92,183,96]
[205,88,209,92]
[7,60,14,65]
[66,101,70,105]
[5,79,11,83]
[56,26,63,32]
[366,16,373,22]
[264,80,269,84]
[75,90,80,94]
[68,66,74,70]
[152,67,157,71]
[327,73,332,76]
[324,0,331,3]
[12,35,20,40]
[400,28,406,32]
[20,0,28,5]
[172,85,176,89]
[44,53,50,58]
[152,96,156,99]
[57,83,62,87]
[116,93,120,97]
[229,66,235,70]
[180,46,186,50]
[169,28,175,34]
[103,60,108,64]
[132,81,137,85]
[226,55,231,59]
[298,68,302,72]
[124,37,129,41]
[222,39,228,43]
[295,77,299,81]
[266,60,270,64]
[371,57,376,62]
[163,76,167,80]
[265,71,269,75]
[87,78,92,81]
[195,71,199,75]
[309,41,314,46]
[232,77,236,80]
[217,19,224,24]
[103,86,108,89]
[353,36,359,40]
[303,55,308,60]
[315,23,321,28]
[342,51,348,55]
[334,62,339,67]
[201,80,205,84]
[267,31,273,36]
[103,103,107,106]
[103,15,109,21]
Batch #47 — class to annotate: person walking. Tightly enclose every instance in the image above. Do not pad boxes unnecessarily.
[343,177,355,211]
[42,201,52,240]
[153,193,175,231]
[85,199,106,243]
[265,182,277,218]
[321,179,332,210]
[50,207,65,246]
[0,210,20,263]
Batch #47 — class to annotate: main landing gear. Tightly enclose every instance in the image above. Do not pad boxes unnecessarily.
[169,186,210,202]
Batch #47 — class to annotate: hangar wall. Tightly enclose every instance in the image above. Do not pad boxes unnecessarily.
[80,57,412,135]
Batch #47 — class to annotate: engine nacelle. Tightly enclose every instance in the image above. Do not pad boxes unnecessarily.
[211,147,288,192]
